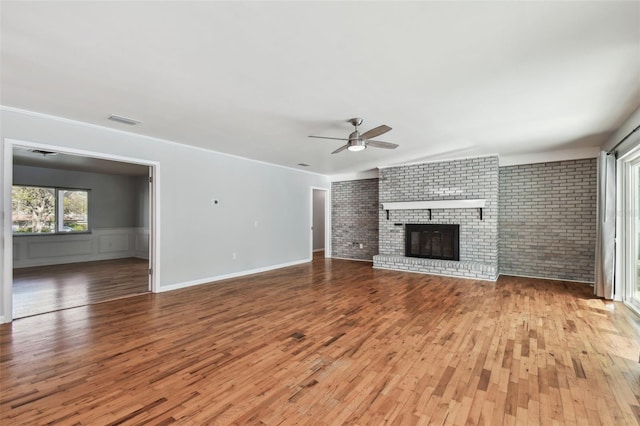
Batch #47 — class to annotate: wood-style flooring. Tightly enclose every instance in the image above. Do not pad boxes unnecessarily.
[2,255,640,425]
[12,258,149,318]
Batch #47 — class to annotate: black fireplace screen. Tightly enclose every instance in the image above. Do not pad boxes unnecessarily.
[405,224,459,261]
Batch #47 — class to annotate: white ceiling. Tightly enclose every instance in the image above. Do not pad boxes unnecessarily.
[2,1,639,176]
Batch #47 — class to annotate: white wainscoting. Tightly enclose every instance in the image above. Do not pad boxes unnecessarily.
[12,227,150,268]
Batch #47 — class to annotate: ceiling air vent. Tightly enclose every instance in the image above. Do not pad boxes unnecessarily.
[28,149,58,156]
[108,115,141,125]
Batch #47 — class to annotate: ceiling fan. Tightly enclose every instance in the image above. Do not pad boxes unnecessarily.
[309,118,399,154]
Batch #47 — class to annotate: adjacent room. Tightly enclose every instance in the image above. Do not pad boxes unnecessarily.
[11,147,151,318]
[1,1,639,424]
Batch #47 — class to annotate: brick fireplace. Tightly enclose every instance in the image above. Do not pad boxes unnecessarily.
[373,156,499,280]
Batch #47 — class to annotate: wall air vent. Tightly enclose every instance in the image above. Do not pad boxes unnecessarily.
[108,115,141,125]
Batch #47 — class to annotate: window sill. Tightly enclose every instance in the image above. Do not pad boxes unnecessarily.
[13,231,92,237]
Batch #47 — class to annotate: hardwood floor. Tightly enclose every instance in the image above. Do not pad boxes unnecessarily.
[2,256,640,425]
[12,258,149,319]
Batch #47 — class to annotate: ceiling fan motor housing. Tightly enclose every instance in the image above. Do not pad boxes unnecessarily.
[348,131,367,151]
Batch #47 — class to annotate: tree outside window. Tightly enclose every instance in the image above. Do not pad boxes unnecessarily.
[62,190,89,232]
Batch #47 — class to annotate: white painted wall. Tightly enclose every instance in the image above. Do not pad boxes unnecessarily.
[135,175,150,228]
[1,107,329,322]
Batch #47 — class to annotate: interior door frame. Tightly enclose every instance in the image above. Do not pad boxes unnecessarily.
[2,138,160,323]
[310,186,330,259]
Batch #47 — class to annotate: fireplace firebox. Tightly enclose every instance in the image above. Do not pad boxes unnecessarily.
[405,224,459,261]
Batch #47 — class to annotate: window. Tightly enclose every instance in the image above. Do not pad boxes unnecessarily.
[12,186,90,234]
[621,148,640,314]
[634,164,640,304]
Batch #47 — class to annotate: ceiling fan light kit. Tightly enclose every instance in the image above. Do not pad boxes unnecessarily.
[309,117,399,154]
[347,140,367,152]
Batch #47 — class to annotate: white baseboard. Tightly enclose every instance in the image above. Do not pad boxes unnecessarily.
[312,248,325,252]
[159,258,311,293]
[0,315,6,324]
[499,272,594,284]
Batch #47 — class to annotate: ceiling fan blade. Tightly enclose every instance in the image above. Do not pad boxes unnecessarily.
[367,140,399,149]
[308,135,349,141]
[360,125,392,140]
[331,144,349,154]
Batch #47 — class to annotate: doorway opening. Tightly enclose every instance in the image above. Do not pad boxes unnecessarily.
[3,140,159,321]
[311,187,329,260]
